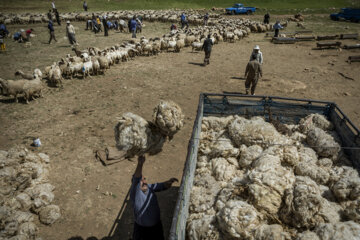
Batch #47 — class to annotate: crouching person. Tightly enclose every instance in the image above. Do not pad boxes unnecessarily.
[131,155,178,240]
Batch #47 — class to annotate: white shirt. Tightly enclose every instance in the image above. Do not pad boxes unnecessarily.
[250,50,263,64]
[51,2,56,9]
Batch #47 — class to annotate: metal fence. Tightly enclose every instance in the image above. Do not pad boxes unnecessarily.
[169,93,360,240]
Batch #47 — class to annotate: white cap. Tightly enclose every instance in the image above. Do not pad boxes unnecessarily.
[254,45,260,50]
[66,20,70,24]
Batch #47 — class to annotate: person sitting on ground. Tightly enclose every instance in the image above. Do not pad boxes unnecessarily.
[201,34,214,66]
[19,29,28,42]
[170,23,177,31]
[244,59,262,95]
[25,28,34,40]
[131,155,178,240]
[273,20,283,37]
[249,45,263,64]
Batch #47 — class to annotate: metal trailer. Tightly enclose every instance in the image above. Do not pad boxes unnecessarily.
[169,93,360,240]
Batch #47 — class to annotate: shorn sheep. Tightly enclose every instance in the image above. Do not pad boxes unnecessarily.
[187,113,360,240]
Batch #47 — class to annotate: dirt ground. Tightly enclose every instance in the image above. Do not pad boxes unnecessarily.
[0,14,360,240]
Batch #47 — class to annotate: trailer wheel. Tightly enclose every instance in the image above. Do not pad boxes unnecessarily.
[232,10,236,15]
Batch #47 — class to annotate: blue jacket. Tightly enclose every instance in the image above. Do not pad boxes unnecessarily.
[130,19,137,31]
[48,22,54,32]
[181,14,186,22]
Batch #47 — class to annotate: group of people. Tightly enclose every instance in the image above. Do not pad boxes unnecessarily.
[263,12,284,37]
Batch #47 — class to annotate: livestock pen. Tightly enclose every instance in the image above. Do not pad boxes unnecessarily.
[169,93,360,240]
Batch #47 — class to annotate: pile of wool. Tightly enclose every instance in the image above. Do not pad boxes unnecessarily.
[315,221,360,240]
[228,116,290,148]
[254,224,291,240]
[114,112,165,157]
[187,113,360,240]
[0,147,60,240]
[306,127,341,159]
[216,200,262,239]
[247,147,295,216]
[114,101,184,157]
[152,100,184,138]
[280,176,340,229]
[299,113,333,133]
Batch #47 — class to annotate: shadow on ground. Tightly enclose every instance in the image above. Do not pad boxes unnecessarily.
[67,186,179,240]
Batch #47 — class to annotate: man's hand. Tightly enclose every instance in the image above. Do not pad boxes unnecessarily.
[134,155,145,178]
[138,155,145,165]
[164,178,179,189]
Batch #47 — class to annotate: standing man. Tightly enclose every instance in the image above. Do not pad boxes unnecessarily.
[263,12,270,24]
[131,156,178,240]
[201,34,213,66]
[244,59,262,95]
[273,20,283,37]
[83,1,88,11]
[204,12,209,26]
[130,16,137,38]
[102,15,108,36]
[66,21,78,45]
[180,13,189,29]
[47,10,53,21]
[51,1,56,11]
[249,45,263,64]
[48,20,57,44]
[54,9,61,25]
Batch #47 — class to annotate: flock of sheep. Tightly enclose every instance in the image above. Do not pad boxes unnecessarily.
[0,147,60,240]
[0,10,272,104]
[187,113,360,239]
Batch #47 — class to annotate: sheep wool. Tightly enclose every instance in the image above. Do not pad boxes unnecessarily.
[216,200,262,239]
[238,144,263,168]
[306,126,340,159]
[299,113,334,133]
[315,221,360,240]
[280,176,327,229]
[228,116,289,147]
[187,213,220,240]
[254,224,291,240]
[114,112,166,157]
[152,100,184,138]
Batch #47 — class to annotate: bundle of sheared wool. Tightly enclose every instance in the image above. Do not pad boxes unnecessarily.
[114,112,166,157]
[306,126,341,159]
[0,147,60,240]
[315,221,360,240]
[280,176,340,229]
[187,113,360,240]
[299,113,334,133]
[254,224,291,240]
[329,166,360,201]
[152,100,184,138]
[216,200,262,239]
[247,147,295,216]
[228,116,290,148]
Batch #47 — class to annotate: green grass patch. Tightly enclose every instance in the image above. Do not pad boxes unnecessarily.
[1,0,359,13]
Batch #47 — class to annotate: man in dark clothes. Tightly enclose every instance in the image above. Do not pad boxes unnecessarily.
[201,34,213,66]
[244,59,262,95]
[264,12,270,24]
[130,16,137,38]
[83,1,88,11]
[131,156,178,240]
[54,9,61,25]
[102,15,108,36]
[47,10,53,21]
[48,20,57,44]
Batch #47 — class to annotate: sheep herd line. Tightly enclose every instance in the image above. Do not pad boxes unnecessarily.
[0,10,274,104]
